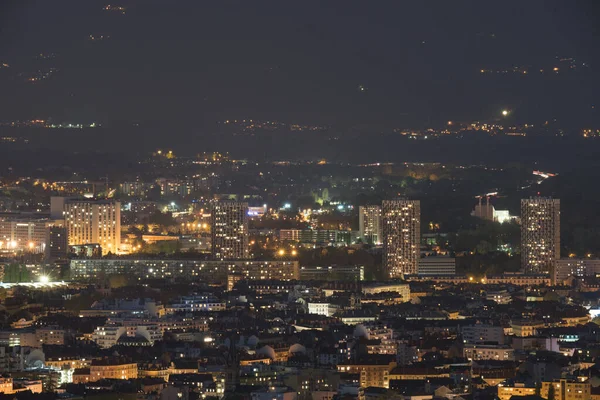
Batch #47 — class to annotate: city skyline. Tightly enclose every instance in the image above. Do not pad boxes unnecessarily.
[1,2,600,399]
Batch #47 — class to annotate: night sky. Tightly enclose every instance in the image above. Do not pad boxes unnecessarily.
[1,0,600,128]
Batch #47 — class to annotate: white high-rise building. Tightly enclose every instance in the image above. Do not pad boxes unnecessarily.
[54,197,121,255]
[359,205,382,245]
[211,201,249,260]
[382,199,420,278]
[521,198,560,274]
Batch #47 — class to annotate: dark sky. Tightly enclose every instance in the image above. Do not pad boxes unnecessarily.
[1,0,599,128]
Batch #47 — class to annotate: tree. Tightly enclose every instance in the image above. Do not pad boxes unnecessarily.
[3,264,31,283]
[547,383,556,400]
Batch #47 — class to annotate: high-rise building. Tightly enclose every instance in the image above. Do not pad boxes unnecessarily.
[382,199,420,278]
[54,197,121,255]
[521,197,560,274]
[46,225,68,260]
[211,201,249,260]
[359,205,382,245]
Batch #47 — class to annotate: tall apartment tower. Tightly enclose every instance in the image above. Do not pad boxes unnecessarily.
[521,197,560,274]
[53,197,121,255]
[359,205,383,245]
[211,201,249,260]
[46,225,68,261]
[382,199,421,278]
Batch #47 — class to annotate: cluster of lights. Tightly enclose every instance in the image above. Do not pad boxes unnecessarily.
[277,249,298,257]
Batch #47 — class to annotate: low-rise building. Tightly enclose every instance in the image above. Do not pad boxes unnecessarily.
[362,283,410,301]
[92,321,162,349]
[463,344,514,361]
[462,325,504,345]
[337,359,396,389]
[167,294,226,312]
[84,358,138,382]
[308,303,340,317]
[418,257,456,276]
[511,320,545,337]
[485,289,512,304]
[497,382,536,400]
[541,379,591,400]
[0,378,43,394]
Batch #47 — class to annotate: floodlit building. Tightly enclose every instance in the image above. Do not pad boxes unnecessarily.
[521,197,560,274]
[308,302,340,317]
[382,199,420,277]
[471,197,514,224]
[0,215,49,253]
[211,201,249,260]
[541,379,591,400]
[337,359,396,389]
[75,358,138,382]
[53,197,121,255]
[359,206,382,245]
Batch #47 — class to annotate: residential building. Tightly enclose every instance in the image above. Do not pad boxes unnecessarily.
[70,259,299,282]
[46,225,68,260]
[167,294,226,312]
[485,289,512,304]
[554,258,600,284]
[382,199,420,277]
[463,344,514,361]
[541,379,591,400]
[521,197,560,274]
[497,382,536,400]
[462,325,504,345]
[511,320,545,337]
[359,206,382,245]
[36,327,65,346]
[337,359,397,389]
[211,201,249,260]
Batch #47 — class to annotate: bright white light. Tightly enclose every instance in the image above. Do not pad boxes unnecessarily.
[39,275,49,284]
[502,110,509,116]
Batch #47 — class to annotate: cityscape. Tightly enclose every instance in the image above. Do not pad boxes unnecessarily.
[1,2,600,400]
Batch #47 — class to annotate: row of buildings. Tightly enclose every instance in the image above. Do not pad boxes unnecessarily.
[358,197,562,279]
